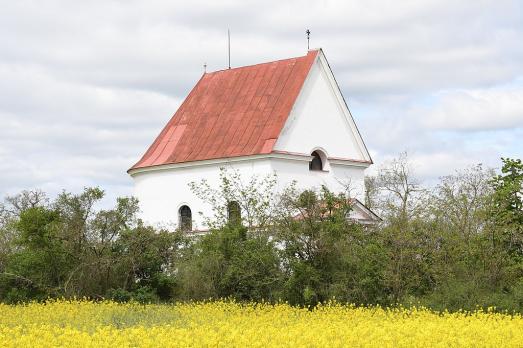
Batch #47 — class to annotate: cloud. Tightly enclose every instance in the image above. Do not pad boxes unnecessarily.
[2,1,522,96]
[0,0,522,204]
[418,86,523,131]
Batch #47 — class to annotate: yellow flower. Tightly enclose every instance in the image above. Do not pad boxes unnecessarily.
[0,300,522,347]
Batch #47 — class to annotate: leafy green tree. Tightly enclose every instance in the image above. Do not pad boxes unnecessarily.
[276,186,387,306]
[114,224,184,301]
[490,158,523,256]
[0,187,183,302]
[2,206,67,300]
[182,170,283,301]
[178,225,282,301]
[371,153,435,303]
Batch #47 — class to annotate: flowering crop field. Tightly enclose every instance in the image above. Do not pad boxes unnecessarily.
[0,300,522,347]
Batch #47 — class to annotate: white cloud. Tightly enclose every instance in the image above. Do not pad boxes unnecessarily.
[419,86,523,130]
[0,0,522,202]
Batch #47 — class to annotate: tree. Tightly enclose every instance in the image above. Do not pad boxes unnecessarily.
[178,224,282,301]
[189,167,278,232]
[0,187,183,302]
[113,224,184,301]
[182,170,283,301]
[369,153,434,302]
[364,175,379,212]
[4,190,49,216]
[490,158,523,256]
[432,164,494,239]
[377,152,424,223]
[276,186,387,306]
[2,206,66,300]
[0,190,49,279]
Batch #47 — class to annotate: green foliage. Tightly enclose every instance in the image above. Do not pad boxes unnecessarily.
[132,286,159,304]
[0,157,522,313]
[0,187,182,303]
[178,224,282,301]
[106,288,132,303]
[490,158,523,256]
[492,158,523,218]
[4,206,70,299]
[276,186,387,306]
[107,286,160,304]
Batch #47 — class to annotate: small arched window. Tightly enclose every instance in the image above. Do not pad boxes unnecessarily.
[179,205,192,231]
[309,151,323,171]
[227,201,242,225]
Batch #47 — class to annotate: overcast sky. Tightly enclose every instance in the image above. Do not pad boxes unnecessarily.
[1,0,522,205]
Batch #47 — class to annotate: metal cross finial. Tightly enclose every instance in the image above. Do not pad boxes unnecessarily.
[203,62,207,73]
[306,29,310,50]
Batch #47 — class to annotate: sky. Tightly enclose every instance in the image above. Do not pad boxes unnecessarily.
[1,0,522,205]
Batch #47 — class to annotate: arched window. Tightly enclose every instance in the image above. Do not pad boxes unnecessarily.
[227,201,242,225]
[309,151,323,171]
[179,205,192,231]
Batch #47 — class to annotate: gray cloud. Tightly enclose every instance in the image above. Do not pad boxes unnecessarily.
[0,0,522,204]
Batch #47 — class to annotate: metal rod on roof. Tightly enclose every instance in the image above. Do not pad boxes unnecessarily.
[228,29,231,69]
[306,29,310,50]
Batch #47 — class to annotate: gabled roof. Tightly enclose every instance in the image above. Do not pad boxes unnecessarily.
[291,198,381,225]
[131,50,319,170]
[348,199,382,225]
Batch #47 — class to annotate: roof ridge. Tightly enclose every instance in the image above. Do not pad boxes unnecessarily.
[207,49,320,75]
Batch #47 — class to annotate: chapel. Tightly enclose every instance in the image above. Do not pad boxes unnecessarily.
[128,49,379,231]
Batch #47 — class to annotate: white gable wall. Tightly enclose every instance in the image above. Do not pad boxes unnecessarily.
[274,51,370,162]
[270,50,371,208]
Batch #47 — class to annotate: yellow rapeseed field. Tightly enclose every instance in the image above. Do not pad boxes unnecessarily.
[0,300,521,347]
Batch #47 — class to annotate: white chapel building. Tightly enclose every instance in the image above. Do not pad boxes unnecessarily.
[128,49,378,231]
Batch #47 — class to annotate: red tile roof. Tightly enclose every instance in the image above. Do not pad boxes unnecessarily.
[130,50,319,170]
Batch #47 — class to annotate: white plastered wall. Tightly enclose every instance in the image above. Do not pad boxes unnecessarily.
[269,158,365,200]
[273,50,371,162]
[132,159,272,230]
[131,156,366,230]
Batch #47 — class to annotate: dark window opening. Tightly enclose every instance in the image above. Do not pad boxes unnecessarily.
[179,205,192,231]
[309,151,323,171]
[227,201,242,225]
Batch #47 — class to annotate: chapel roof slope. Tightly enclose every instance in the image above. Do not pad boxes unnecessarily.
[130,49,319,170]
